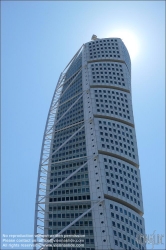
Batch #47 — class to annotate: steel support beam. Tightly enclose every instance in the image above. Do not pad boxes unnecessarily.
[34,44,85,250]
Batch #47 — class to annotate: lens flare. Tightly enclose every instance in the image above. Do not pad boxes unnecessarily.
[108,29,140,60]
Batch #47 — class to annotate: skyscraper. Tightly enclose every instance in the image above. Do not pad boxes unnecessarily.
[34,36,146,250]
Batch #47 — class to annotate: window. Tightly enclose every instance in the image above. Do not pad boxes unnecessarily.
[115,240,118,246]
[120,242,123,248]
[113,230,117,236]
[118,232,122,238]
[112,221,116,227]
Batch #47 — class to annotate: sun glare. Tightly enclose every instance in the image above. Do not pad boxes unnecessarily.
[108,30,140,60]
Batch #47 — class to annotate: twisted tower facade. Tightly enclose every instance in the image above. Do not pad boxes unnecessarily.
[34,37,146,250]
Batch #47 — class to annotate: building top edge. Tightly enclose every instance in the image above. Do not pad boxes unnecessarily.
[85,37,122,44]
[83,37,131,73]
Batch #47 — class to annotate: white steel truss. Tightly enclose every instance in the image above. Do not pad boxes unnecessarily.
[39,199,104,250]
[38,159,90,203]
[42,123,85,165]
[34,45,84,249]
[45,92,84,137]
[34,43,104,250]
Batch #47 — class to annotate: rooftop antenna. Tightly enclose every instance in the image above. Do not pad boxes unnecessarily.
[91,34,97,40]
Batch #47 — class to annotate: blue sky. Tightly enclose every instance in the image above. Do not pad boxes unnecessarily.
[1,1,165,249]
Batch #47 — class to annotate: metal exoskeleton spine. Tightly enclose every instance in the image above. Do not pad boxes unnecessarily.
[33,45,84,249]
